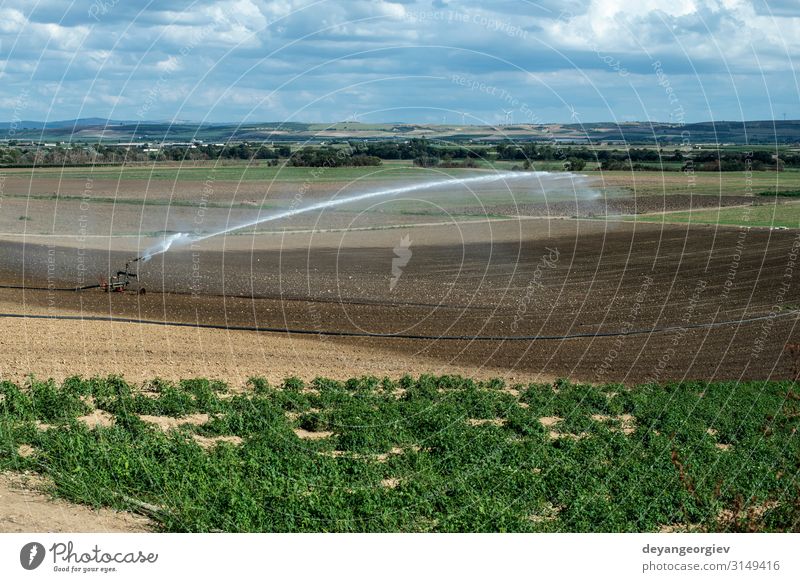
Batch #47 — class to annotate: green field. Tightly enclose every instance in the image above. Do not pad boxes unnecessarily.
[3,159,575,182]
[596,169,800,198]
[633,201,800,229]
[8,163,800,196]
[12,164,800,227]
[1,375,797,532]
[2,161,487,183]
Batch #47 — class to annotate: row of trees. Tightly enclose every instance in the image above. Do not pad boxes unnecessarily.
[2,139,799,171]
[288,147,381,167]
[348,138,489,160]
[162,143,293,161]
[600,152,791,172]
[494,142,799,171]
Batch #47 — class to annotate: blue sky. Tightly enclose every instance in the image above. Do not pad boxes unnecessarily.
[0,0,797,124]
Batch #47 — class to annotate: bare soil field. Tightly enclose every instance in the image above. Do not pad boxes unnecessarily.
[2,216,799,384]
[0,303,538,385]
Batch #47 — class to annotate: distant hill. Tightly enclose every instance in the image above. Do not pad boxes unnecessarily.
[562,120,800,144]
[1,119,799,145]
[0,118,130,130]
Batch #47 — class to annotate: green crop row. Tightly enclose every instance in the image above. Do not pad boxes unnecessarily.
[0,375,797,532]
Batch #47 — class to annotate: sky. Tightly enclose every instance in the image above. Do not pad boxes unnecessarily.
[0,0,798,124]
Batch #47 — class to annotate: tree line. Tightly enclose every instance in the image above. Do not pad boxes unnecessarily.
[1,138,798,171]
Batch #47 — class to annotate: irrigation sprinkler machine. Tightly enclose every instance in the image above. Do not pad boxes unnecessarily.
[97,233,190,294]
[100,257,144,294]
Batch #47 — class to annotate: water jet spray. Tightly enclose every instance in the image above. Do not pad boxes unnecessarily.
[120,170,589,285]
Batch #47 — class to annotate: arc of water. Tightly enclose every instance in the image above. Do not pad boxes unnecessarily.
[138,170,557,262]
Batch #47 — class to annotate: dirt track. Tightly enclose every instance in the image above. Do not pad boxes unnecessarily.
[0,472,150,533]
[2,216,799,384]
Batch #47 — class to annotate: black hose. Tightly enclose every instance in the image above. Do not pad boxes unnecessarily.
[0,284,103,291]
[0,282,492,311]
[0,310,795,341]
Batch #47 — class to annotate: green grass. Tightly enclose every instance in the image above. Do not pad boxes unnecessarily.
[633,201,800,229]
[2,188,579,217]
[7,162,490,183]
[760,189,800,197]
[18,162,800,201]
[596,169,800,198]
[4,192,283,211]
[1,375,797,532]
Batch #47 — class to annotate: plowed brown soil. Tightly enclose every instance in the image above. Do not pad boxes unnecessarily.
[2,216,798,385]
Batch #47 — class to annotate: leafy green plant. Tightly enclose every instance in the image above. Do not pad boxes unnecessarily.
[0,374,795,533]
[282,377,305,391]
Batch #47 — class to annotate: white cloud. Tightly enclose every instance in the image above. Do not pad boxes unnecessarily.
[155,55,181,72]
[0,0,797,122]
[0,8,27,33]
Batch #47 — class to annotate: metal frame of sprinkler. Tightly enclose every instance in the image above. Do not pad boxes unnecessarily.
[102,257,144,293]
